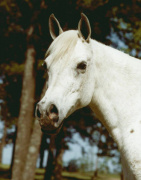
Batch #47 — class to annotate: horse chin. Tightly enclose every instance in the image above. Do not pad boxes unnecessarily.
[41,121,64,135]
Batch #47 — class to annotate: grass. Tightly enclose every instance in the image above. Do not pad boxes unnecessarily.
[62,172,120,180]
[0,164,120,180]
[62,171,91,180]
[0,164,10,170]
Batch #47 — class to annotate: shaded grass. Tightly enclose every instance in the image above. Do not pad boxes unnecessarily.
[62,172,120,180]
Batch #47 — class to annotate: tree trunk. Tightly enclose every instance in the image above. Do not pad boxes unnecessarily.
[92,156,98,180]
[0,122,7,163]
[22,119,42,180]
[44,136,56,180]
[39,134,47,168]
[39,145,45,168]
[12,25,36,180]
[22,85,46,180]
[44,129,65,180]
[9,127,17,179]
[52,148,64,180]
[120,170,124,180]
[52,132,65,180]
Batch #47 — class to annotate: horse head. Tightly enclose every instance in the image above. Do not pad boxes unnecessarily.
[36,14,95,134]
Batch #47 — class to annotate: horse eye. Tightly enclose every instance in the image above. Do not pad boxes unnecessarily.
[42,62,47,71]
[77,61,87,71]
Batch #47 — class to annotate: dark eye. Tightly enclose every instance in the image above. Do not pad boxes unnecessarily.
[42,62,47,72]
[77,61,87,72]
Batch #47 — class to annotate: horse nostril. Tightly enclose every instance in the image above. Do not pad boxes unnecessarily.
[48,104,59,122]
[36,108,41,118]
[50,104,58,114]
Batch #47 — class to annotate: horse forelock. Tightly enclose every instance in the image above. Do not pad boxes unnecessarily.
[45,30,79,63]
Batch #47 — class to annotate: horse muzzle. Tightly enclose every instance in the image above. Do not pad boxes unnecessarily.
[35,103,63,134]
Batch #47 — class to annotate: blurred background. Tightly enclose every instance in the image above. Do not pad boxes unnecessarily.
[0,0,141,180]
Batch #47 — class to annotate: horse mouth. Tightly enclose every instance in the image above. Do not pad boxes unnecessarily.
[41,121,64,135]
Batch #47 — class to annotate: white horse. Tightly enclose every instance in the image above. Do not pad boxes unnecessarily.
[36,13,141,179]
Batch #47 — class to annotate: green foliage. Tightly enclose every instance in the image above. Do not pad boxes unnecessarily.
[108,0,141,57]
[0,62,24,76]
[0,0,19,15]
[79,0,109,9]
[133,21,141,46]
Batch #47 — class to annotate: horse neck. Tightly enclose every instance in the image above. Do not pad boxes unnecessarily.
[89,40,141,179]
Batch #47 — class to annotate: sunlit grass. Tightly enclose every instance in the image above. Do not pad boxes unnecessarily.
[35,168,45,174]
[0,164,10,170]
[34,174,44,180]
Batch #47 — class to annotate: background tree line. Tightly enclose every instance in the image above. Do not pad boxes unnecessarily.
[0,0,141,180]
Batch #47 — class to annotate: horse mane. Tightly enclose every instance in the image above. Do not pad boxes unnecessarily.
[45,30,78,63]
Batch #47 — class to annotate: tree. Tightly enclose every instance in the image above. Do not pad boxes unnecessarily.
[44,131,67,180]
[0,120,7,164]
[22,119,42,180]
[22,84,47,180]
[67,159,79,172]
[11,25,36,180]
[39,134,48,168]
[52,127,69,180]
[0,1,47,179]
[44,136,56,180]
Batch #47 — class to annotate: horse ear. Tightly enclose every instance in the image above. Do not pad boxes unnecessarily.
[78,13,91,43]
[49,14,63,40]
